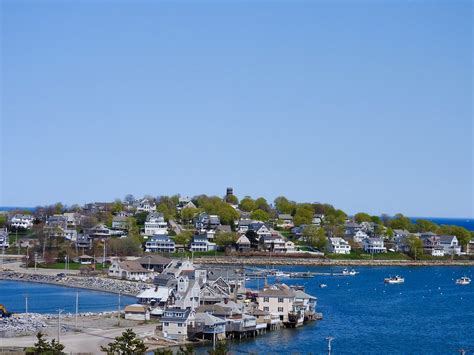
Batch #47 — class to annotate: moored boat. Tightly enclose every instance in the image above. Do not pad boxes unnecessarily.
[456,276,471,285]
[342,268,358,276]
[384,275,404,284]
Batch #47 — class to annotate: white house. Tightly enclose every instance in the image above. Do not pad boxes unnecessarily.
[144,212,168,236]
[189,234,217,252]
[108,259,152,281]
[439,235,462,256]
[160,308,192,341]
[145,234,175,253]
[10,214,34,230]
[0,229,9,249]
[124,304,150,321]
[174,276,201,310]
[261,235,286,252]
[352,230,369,243]
[257,284,295,322]
[277,214,294,228]
[363,238,387,253]
[327,237,351,254]
[136,199,157,212]
[285,240,296,252]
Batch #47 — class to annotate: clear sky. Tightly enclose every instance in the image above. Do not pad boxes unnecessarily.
[1,0,472,217]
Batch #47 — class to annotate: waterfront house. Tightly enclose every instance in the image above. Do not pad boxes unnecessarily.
[136,199,157,213]
[236,234,251,252]
[260,235,286,252]
[257,284,296,322]
[248,222,272,238]
[431,247,445,257]
[277,214,294,228]
[174,276,201,309]
[189,233,217,252]
[294,290,317,317]
[327,237,351,254]
[144,212,168,236]
[75,234,92,250]
[137,254,171,273]
[136,286,174,307]
[363,238,387,253]
[108,259,152,281]
[159,308,193,341]
[237,219,252,233]
[124,304,150,321]
[9,214,35,230]
[188,312,227,341]
[145,234,176,253]
[285,240,296,252]
[439,235,461,256]
[420,234,441,255]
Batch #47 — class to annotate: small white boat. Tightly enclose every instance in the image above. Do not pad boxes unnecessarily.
[319,284,328,288]
[342,268,358,276]
[456,276,471,285]
[384,275,404,284]
[275,271,290,278]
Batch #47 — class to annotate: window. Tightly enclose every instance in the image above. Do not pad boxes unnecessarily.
[164,322,169,326]
[263,297,269,302]
[178,323,183,327]
[278,297,284,303]
[278,307,284,312]
[263,306,269,312]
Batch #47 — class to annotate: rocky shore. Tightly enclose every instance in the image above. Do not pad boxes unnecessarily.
[0,271,148,296]
[195,256,474,266]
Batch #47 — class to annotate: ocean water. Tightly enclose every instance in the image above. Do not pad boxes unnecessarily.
[410,217,474,231]
[0,280,135,314]
[199,265,474,355]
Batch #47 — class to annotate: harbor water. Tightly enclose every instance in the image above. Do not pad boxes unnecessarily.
[0,280,135,314]
[201,265,474,354]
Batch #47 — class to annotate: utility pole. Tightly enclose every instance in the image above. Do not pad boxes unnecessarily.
[326,336,334,355]
[57,309,63,343]
[75,292,79,330]
[102,239,106,268]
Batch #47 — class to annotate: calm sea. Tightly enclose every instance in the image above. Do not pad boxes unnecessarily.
[0,280,135,314]
[199,265,474,355]
[410,217,474,231]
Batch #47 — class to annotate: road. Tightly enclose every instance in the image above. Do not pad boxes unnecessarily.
[0,261,79,276]
[169,220,184,235]
[0,323,158,353]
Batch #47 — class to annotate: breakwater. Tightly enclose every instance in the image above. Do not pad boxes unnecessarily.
[0,271,148,296]
[195,256,474,266]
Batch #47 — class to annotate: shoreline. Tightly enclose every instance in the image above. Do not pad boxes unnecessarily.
[194,256,474,267]
[0,271,146,297]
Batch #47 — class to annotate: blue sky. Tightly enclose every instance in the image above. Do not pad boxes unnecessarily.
[1,0,472,217]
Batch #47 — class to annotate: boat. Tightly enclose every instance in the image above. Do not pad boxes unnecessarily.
[384,276,404,284]
[319,284,328,288]
[342,268,358,276]
[456,276,471,285]
[275,271,290,278]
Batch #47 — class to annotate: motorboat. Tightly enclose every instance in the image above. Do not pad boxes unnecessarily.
[342,268,358,276]
[456,276,471,285]
[275,271,290,278]
[384,275,404,284]
[319,284,328,288]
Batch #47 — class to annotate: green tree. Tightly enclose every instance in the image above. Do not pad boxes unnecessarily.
[134,212,149,226]
[54,202,64,215]
[389,214,414,231]
[100,329,148,355]
[415,219,439,233]
[111,199,124,214]
[255,197,270,212]
[218,204,240,226]
[239,197,257,212]
[302,225,327,250]
[406,234,423,259]
[174,230,193,246]
[215,232,238,247]
[293,204,313,226]
[250,209,270,222]
[154,349,173,355]
[354,213,372,223]
[180,207,200,227]
[225,194,239,205]
[370,215,382,224]
[274,196,295,214]
[0,215,6,228]
[177,344,195,355]
[28,332,65,355]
